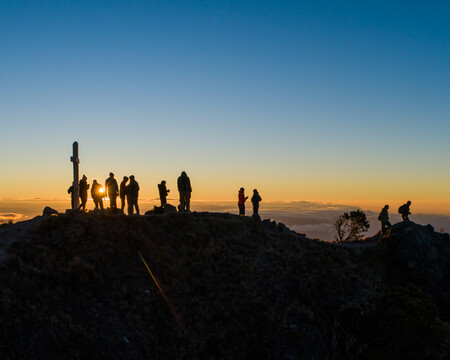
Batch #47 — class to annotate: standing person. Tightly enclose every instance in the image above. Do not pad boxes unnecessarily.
[105,172,119,209]
[126,175,140,215]
[238,188,248,216]
[91,179,105,210]
[78,175,89,211]
[398,201,412,221]
[251,189,262,215]
[158,180,170,207]
[67,183,75,209]
[378,204,392,234]
[120,176,128,212]
[177,171,192,212]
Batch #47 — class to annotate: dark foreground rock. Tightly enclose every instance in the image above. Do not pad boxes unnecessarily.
[381,221,450,319]
[0,213,449,359]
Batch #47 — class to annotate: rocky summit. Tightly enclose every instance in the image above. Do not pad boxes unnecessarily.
[0,211,449,360]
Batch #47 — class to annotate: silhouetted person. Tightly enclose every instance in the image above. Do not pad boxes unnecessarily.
[177,171,192,212]
[78,175,89,211]
[158,180,170,206]
[126,175,140,215]
[238,188,248,216]
[120,176,128,212]
[398,201,412,221]
[105,172,119,209]
[378,204,392,234]
[91,179,104,210]
[67,183,75,209]
[251,189,262,215]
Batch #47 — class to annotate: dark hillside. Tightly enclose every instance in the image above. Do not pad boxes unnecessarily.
[0,212,449,359]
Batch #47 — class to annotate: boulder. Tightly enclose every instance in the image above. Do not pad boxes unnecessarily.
[262,219,277,230]
[252,214,261,222]
[277,222,290,233]
[42,207,59,216]
[381,221,450,319]
[163,203,177,214]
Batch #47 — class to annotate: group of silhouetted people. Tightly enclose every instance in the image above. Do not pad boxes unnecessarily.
[378,200,412,234]
[69,171,195,215]
[69,173,140,215]
[69,171,268,218]
[238,188,262,216]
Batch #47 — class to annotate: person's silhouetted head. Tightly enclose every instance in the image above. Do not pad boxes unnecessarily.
[161,180,166,185]
[82,175,87,181]
[109,172,114,178]
[130,175,135,181]
[93,179,98,184]
[253,189,258,193]
[181,171,187,177]
[407,200,411,205]
[240,187,244,191]
[384,204,389,209]
[123,176,128,181]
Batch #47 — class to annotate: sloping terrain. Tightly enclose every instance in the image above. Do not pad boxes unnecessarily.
[0,212,449,359]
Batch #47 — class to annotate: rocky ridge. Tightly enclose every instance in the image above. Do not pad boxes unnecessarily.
[0,211,448,359]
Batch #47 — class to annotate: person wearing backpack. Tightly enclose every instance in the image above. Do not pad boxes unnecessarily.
[78,175,89,211]
[67,182,75,209]
[177,171,192,212]
[91,179,105,210]
[251,189,262,215]
[158,180,170,206]
[378,204,391,234]
[398,201,412,221]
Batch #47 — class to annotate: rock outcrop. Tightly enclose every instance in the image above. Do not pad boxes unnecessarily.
[381,221,450,319]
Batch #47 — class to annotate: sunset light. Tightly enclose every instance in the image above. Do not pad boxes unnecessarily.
[1,2,449,358]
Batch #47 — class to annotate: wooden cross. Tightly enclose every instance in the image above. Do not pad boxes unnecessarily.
[70,141,80,209]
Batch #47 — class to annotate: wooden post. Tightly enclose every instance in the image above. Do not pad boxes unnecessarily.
[70,141,80,210]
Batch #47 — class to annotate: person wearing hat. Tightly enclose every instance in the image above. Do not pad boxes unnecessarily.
[78,175,89,211]
[251,189,262,216]
[238,187,248,216]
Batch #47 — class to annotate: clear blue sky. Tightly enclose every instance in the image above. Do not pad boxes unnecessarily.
[1,1,449,212]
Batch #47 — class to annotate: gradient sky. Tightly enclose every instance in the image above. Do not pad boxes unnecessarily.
[1,1,449,213]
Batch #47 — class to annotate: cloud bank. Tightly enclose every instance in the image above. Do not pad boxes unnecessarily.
[1,200,449,241]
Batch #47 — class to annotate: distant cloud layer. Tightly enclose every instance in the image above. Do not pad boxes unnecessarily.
[240,201,450,241]
[1,200,449,241]
[0,213,26,223]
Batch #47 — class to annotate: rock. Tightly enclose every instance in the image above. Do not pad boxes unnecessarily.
[153,206,164,214]
[163,203,177,214]
[252,214,261,222]
[42,207,59,216]
[262,219,277,230]
[381,221,450,319]
[277,222,290,233]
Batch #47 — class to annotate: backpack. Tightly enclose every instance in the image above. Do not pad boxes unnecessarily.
[398,205,405,214]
